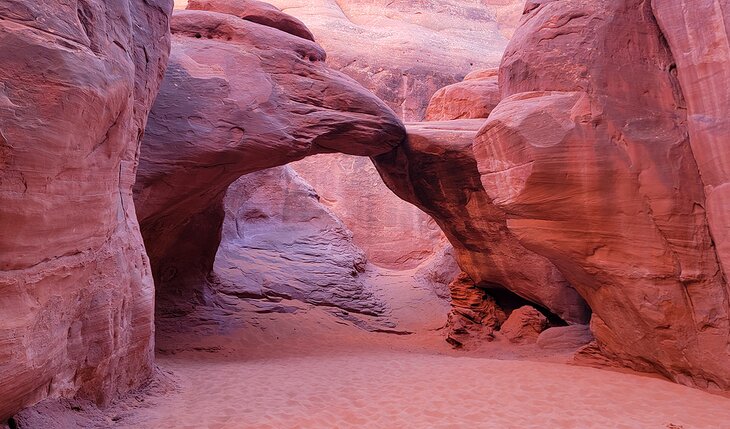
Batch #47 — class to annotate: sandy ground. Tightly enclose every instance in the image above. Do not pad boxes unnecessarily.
[13,267,730,428]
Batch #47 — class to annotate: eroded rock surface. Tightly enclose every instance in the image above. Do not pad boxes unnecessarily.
[445,272,506,348]
[215,166,384,315]
[374,120,590,324]
[0,0,172,419]
[476,0,730,389]
[133,3,405,317]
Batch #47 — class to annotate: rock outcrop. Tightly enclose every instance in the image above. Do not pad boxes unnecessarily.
[475,0,730,389]
[215,166,384,315]
[133,3,405,317]
[374,120,590,324]
[537,325,593,351]
[0,0,172,419]
[425,69,500,121]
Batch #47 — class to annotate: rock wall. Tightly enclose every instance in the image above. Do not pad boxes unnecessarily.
[291,155,445,269]
[0,0,172,419]
[476,0,730,389]
[215,166,384,315]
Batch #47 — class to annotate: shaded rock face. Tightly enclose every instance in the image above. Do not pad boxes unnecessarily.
[476,0,730,389]
[267,0,524,121]
[374,120,590,324]
[215,166,384,316]
[134,3,405,317]
[0,0,172,419]
[290,155,446,269]
[425,69,500,121]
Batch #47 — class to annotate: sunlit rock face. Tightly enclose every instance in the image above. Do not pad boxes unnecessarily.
[133,2,405,318]
[425,68,501,121]
[0,0,172,419]
[475,0,730,390]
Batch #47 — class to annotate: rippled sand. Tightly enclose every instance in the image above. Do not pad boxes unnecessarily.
[122,350,729,429]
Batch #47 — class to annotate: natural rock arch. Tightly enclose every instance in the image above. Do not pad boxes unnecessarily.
[133,4,405,320]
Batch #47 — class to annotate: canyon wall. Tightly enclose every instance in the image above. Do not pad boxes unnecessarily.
[473,0,730,389]
[0,0,172,419]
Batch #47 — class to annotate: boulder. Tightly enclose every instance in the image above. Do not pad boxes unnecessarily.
[499,306,548,344]
[425,69,500,121]
[537,325,593,351]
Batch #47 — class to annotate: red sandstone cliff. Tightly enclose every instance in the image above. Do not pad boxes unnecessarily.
[0,0,172,419]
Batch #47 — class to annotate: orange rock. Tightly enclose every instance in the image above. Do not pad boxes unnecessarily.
[499,306,548,344]
[0,0,172,419]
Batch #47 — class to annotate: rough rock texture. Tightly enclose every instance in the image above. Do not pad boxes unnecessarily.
[290,155,445,269]
[475,0,730,389]
[425,68,500,121]
[499,306,548,344]
[215,166,384,315]
[537,325,593,351]
[651,1,730,290]
[374,120,590,324]
[266,0,524,121]
[134,3,405,317]
[0,0,172,419]
[445,272,506,349]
